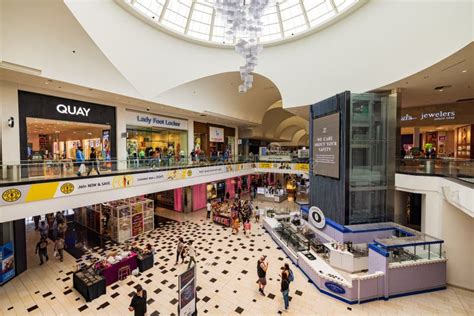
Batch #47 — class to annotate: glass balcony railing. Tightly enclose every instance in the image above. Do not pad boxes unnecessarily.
[397,158,474,186]
[0,155,309,184]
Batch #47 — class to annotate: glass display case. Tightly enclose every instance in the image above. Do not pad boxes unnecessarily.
[374,234,444,264]
[274,222,310,254]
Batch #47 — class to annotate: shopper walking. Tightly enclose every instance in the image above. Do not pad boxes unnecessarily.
[76,147,86,176]
[87,147,100,176]
[232,217,240,235]
[175,237,185,265]
[33,215,41,231]
[187,240,197,269]
[243,219,251,238]
[280,266,290,310]
[54,237,65,262]
[128,284,147,316]
[35,237,49,265]
[38,220,49,239]
[256,255,268,296]
[254,206,261,223]
[206,200,212,219]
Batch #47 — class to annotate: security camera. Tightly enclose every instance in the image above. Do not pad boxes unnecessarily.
[7,117,14,128]
[146,107,150,112]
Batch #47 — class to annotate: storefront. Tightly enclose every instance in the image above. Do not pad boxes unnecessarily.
[400,103,474,158]
[125,110,188,161]
[19,91,117,177]
[193,122,235,159]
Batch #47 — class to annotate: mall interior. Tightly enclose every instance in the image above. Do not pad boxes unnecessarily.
[0,0,473,315]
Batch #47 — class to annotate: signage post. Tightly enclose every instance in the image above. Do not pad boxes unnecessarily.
[178,266,197,316]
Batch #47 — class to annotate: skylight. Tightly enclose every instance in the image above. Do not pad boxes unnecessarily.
[123,0,361,46]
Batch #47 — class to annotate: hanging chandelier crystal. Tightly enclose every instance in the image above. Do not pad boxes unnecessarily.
[214,0,271,93]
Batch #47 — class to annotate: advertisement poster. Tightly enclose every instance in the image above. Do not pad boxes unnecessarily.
[178,266,196,316]
[313,112,340,179]
[209,126,224,142]
[0,241,15,284]
[132,213,143,237]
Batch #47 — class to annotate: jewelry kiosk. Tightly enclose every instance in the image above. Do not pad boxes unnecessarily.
[263,206,446,304]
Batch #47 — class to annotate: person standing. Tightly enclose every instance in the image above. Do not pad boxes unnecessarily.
[39,220,49,239]
[280,266,290,310]
[33,215,41,231]
[187,240,197,269]
[54,237,65,262]
[206,200,212,219]
[129,284,147,316]
[254,206,261,223]
[243,219,251,238]
[76,146,85,176]
[87,147,100,176]
[175,237,185,265]
[35,237,49,265]
[256,255,268,296]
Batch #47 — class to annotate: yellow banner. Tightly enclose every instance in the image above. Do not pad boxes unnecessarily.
[25,182,59,202]
[259,163,272,169]
[295,163,309,171]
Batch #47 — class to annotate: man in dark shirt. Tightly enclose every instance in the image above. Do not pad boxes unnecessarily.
[87,147,100,176]
[35,237,49,265]
[129,285,147,316]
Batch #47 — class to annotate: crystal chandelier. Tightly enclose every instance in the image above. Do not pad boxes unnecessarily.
[214,0,271,93]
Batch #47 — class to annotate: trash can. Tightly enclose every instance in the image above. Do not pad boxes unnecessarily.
[6,165,20,181]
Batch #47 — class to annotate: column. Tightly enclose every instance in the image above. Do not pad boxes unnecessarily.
[234,127,238,160]
[188,119,194,164]
[0,81,21,164]
[115,105,128,170]
[413,127,420,148]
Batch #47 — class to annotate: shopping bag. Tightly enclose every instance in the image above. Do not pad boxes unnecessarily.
[79,163,86,174]
[53,250,58,258]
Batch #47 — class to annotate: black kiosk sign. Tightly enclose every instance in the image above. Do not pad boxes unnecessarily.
[313,112,340,179]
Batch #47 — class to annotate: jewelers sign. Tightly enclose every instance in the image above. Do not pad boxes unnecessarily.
[313,112,340,179]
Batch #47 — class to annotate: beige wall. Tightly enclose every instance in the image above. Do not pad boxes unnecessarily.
[441,201,474,290]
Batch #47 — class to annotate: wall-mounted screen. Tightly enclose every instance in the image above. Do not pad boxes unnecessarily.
[312,112,340,179]
[209,126,224,142]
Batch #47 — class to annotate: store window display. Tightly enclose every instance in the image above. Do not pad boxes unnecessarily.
[126,126,188,162]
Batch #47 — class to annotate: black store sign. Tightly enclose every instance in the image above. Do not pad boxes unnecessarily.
[18,91,117,161]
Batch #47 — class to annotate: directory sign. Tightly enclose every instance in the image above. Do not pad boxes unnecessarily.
[178,266,196,316]
[313,112,340,179]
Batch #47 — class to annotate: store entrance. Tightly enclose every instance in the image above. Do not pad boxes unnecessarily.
[26,118,112,177]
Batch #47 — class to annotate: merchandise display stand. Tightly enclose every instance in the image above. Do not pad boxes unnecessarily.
[75,197,154,243]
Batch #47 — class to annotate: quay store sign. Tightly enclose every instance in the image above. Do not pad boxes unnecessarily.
[56,104,91,117]
[125,110,188,130]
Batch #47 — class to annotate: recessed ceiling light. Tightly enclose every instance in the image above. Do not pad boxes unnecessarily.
[462,70,467,73]
[439,89,443,92]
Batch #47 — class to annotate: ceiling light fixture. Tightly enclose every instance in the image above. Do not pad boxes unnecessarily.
[462,70,467,73]
[214,0,279,93]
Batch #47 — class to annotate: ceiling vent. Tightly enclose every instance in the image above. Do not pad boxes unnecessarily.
[434,85,452,91]
[456,97,474,103]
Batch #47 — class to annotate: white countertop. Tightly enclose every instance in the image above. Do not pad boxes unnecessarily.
[298,250,353,288]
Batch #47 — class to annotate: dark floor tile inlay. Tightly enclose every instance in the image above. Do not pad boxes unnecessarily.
[27,305,38,313]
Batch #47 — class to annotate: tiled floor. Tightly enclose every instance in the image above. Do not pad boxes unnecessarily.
[1,199,473,315]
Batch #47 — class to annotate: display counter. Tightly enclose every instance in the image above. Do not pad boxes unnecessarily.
[326,243,368,273]
[96,252,138,286]
[263,214,447,304]
[256,187,288,203]
[213,214,232,227]
[137,252,154,272]
[73,269,106,302]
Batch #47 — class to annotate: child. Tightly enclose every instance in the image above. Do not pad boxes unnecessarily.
[232,217,240,234]
[243,219,251,237]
